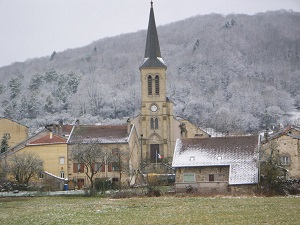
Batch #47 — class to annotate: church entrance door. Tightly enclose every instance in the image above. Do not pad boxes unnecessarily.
[150,144,159,163]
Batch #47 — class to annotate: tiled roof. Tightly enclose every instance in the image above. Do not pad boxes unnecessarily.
[28,133,67,145]
[45,124,74,136]
[261,125,300,143]
[60,125,73,136]
[172,136,259,185]
[68,125,129,144]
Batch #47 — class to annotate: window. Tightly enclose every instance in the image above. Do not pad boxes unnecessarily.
[73,163,84,173]
[150,118,158,129]
[59,157,65,165]
[209,174,214,182]
[39,172,44,179]
[190,156,195,161]
[183,173,195,183]
[155,118,158,129]
[155,75,159,95]
[148,75,152,95]
[60,171,65,179]
[112,177,119,182]
[280,156,290,165]
[94,163,101,171]
[112,162,120,171]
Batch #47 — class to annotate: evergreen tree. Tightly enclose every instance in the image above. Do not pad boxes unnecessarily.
[0,133,10,154]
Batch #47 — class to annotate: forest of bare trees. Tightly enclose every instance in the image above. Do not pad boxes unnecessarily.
[0,10,299,133]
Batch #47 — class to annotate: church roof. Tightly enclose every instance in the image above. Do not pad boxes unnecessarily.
[172,136,259,185]
[140,2,167,69]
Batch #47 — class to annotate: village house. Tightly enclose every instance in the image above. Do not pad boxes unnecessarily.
[67,122,140,189]
[172,136,259,194]
[2,126,71,190]
[260,125,300,179]
[0,117,29,148]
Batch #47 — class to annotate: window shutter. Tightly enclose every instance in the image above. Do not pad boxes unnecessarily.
[73,163,78,173]
[80,163,84,173]
[101,163,105,172]
[108,163,112,172]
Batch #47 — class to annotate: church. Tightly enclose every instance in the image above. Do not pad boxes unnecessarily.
[131,1,209,170]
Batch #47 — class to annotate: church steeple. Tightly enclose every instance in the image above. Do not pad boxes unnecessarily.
[140,1,167,69]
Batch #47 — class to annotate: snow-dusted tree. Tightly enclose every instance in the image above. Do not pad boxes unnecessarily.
[9,152,43,184]
[0,133,10,154]
[8,77,21,100]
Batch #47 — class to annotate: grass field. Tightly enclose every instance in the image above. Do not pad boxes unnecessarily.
[0,195,299,224]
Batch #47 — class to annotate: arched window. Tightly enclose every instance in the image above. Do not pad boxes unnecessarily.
[150,118,154,129]
[150,118,159,129]
[155,118,158,129]
[148,75,152,95]
[155,75,159,95]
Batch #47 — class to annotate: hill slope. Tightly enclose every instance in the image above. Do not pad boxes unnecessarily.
[0,10,299,133]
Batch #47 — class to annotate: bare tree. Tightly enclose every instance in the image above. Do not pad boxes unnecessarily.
[108,148,130,191]
[9,152,43,184]
[71,142,105,191]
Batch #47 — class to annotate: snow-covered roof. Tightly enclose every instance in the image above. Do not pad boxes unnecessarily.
[261,125,300,143]
[68,125,130,144]
[172,136,259,185]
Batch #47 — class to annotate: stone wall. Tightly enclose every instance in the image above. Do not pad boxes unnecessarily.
[175,166,257,195]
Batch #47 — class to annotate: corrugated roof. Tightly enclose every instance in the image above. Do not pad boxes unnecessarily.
[68,125,129,144]
[172,136,259,185]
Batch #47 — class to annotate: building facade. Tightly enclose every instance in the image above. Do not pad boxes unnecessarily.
[260,125,300,179]
[67,124,141,189]
[0,117,28,148]
[172,136,259,194]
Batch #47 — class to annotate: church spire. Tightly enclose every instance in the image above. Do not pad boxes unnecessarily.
[140,1,166,69]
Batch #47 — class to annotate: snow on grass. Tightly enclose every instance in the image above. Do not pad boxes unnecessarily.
[0,196,300,224]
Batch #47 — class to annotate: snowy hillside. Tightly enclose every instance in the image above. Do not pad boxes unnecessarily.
[0,10,299,133]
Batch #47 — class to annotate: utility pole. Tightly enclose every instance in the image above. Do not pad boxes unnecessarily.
[140,134,143,172]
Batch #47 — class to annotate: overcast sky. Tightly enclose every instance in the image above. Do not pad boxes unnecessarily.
[0,0,299,67]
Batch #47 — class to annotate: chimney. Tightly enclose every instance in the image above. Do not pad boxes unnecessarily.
[127,118,131,135]
[264,128,269,142]
[50,132,53,139]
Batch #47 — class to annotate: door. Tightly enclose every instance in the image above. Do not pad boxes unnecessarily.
[77,178,85,189]
[150,144,159,163]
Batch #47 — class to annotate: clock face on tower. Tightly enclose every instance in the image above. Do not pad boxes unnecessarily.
[150,104,158,112]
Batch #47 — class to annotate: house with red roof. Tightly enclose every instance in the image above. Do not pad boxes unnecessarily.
[2,127,71,190]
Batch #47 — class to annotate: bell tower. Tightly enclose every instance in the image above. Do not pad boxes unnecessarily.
[139,1,174,165]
